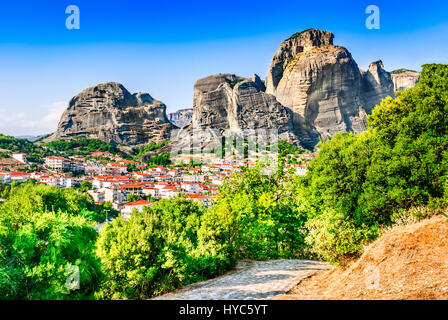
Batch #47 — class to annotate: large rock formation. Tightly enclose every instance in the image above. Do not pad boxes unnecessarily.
[47,82,174,146]
[265,29,395,148]
[169,108,193,128]
[390,69,420,92]
[192,73,299,143]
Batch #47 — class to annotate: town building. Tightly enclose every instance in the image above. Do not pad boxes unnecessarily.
[12,153,28,164]
[121,199,153,219]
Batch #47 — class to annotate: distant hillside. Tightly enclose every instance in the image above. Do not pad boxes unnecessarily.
[390,68,419,74]
[14,134,51,142]
[43,137,122,157]
[0,134,50,163]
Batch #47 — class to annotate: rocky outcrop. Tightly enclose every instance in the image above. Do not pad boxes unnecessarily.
[265,29,335,95]
[47,82,174,146]
[169,108,193,128]
[390,69,420,92]
[361,60,395,113]
[265,29,395,148]
[192,73,299,144]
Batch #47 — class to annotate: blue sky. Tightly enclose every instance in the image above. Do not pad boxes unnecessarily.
[0,0,447,136]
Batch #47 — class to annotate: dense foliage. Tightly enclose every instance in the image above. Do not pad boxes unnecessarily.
[0,182,112,299]
[278,140,305,157]
[132,140,170,161]
[1,182,118,223]
[147,153,171,165]
[207,162,309,260]
[96,198,233,299]
[44,137,120,156]
[299,64,448,262]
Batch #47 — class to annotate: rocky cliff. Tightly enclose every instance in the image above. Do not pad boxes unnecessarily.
[192,73,299,144]
[169,108,193,128]
[265,29,395,148]
[47,82,174,147]
[48,29,415,151]
[390,69,420,92]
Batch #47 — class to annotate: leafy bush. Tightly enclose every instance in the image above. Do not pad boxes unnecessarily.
[96,197,232,299]
[44,137,120,156]
[304,209,379,263]
[210,162,309,260]
[0,184,105,299]
[299,64,448,262]
[0,182,117,223]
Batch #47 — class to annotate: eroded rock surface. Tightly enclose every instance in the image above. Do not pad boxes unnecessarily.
[47,82,175,146]
[265,29,395,148]
[169,108,193,128]
[192,73,299,144]
[391,69,420,92]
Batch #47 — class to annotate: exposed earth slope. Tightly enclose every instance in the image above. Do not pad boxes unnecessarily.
[274,215,448,300]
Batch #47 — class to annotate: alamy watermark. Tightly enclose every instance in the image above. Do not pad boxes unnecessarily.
[364,265,381,289]
[66,5,80,30]
[65,264,80,290]
[366,5,380,30]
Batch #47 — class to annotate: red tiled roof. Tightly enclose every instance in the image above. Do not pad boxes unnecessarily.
[119,183,143,189]
[124,200,153,206]
[185,194,211,199]
[10,171,29,176]
[108,163,127,167]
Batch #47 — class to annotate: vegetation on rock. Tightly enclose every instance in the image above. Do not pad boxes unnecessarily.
[44,137,120,156]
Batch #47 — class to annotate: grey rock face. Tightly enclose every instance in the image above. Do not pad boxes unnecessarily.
[169,108,193,128]
[192,73,299,144]
[390,69,420,92]
[265,29,395,148]
[47,82,174,146]
[361,60,396,113]
[265,29,334,95]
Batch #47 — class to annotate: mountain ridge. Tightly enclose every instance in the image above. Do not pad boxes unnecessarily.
[46,29,418,150]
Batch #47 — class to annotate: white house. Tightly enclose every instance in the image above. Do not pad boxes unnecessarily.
[9,171,30,182]
[181,182,200,193]
[88,189,105,204]
[60,177,81,188]
[103,163,128,175]
[0,171,11,184]
[12,153,27,164]
[159,186,181,199]
[296,165,307,176]
[121,200,153,219]
[142,187,160,199]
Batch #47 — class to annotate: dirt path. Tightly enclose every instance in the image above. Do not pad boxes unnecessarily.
[153,260,330,300]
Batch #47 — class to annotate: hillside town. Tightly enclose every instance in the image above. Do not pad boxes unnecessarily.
[0,150,315,219]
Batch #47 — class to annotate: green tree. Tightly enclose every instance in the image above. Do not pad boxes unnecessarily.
[300,64,448,262]
[0,183,105,299]
[80,180,93,192]
[96,197,232,299]
[126,193,140,202]
[208,160,309,260]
